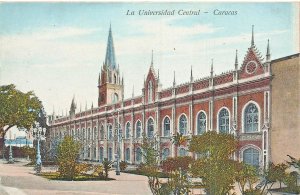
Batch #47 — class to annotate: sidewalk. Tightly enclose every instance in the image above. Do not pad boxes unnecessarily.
[0,160,152,195]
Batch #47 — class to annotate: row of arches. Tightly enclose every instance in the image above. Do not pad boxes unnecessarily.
[55,101,260,140]
[95,145,260,168]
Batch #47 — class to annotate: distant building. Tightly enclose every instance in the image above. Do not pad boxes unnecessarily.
[5,136,33,147]
[49,25,285,170]
[270,53,300,164]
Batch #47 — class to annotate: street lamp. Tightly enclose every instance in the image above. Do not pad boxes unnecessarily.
[31,122,46,174]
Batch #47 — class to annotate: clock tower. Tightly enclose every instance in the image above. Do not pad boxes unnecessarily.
[98,25,123,107]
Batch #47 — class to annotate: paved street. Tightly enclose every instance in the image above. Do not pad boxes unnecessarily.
[0,159,152,195]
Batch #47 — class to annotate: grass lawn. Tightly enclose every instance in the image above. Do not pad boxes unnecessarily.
[122,169,169,178]
[40,172,115,181]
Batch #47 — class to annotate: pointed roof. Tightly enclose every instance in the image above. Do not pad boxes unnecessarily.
[104,24,117,70]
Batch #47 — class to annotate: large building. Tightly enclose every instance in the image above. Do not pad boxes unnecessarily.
[49,25,274,169]
[270,53,300,164]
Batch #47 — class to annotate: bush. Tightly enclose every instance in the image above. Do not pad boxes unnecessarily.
[120,161,127,171]
[102,158,113,179]
[57,136,81,180]
[92,164,104,177]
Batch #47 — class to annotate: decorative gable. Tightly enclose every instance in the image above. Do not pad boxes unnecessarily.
[145,65,157,103]
[239,46,265,79]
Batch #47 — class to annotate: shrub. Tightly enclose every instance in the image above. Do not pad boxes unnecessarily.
[102,158,113,179]
[92,164,104,177]
[56,136,81,180]
[120,161,127,171]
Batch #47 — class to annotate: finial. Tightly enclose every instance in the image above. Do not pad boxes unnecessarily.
[80,103,82,112]
[132,85,134,98]
[173,71,176,87]
[251,25,255,47]
[151,50,154,66]
[190,66,193,82]
[266,39,271,62]
[235,50,238,70]
[85,101,87,111]
[91,102,93,109]
[98,73,101,85]
[210,59,214,77]
[158,69,160,81]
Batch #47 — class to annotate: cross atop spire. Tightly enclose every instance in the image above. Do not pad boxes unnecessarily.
[251,25,255,47]
[105,24,117,70]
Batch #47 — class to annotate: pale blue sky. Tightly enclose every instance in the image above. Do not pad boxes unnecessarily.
[0,2,299,116]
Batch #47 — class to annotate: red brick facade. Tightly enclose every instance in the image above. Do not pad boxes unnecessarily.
[49,29,272,169]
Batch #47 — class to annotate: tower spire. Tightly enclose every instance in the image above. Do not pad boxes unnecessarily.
[105,24,117,69]
[235,50,238,70]
[266,39,271,62]
[251,25,255,47]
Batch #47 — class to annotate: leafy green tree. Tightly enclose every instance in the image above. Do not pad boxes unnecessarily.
[139,135,163,195]
[0,84,42,146]
[266,163,288,189]
[189,131,238,195]
[57,136,81,180]
[161,156,194,194]
[235,162,259,194]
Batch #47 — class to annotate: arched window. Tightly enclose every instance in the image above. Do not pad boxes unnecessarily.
[87,147,91,158]
[108,125,113,140]
[136,121,142,138]
[147,118,154,138]
[93,127,97,140]
[244,103,259,133]
[179,148,187,157]
[125,148,130,162]
[125,122,131,139]
[136,147,142,163]
[82,129,85,140]
[99,147,104,163]
[100,125,104,140]
[108,147,113,161]
[148,81,153,103]
[94,147,97,159]
[219,108,230,133]
[112,93,119,103]
[197,112,206,135]
[88,128,91,140]
[179,115,187,135]
[162,148,170,161]
[243,148,259,168]
[163,117,171,137]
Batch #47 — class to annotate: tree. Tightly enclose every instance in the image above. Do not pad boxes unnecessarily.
[139,135,162,195]
[57,136,81,180]
[189,131,238,195]
[235,162,259,194]
[161,156,194,194]
[0,84,42,146]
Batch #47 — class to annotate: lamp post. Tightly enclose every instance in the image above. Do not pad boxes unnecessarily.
[31,122,46,174]
[8,131,14,164]
[115,110,121,175]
